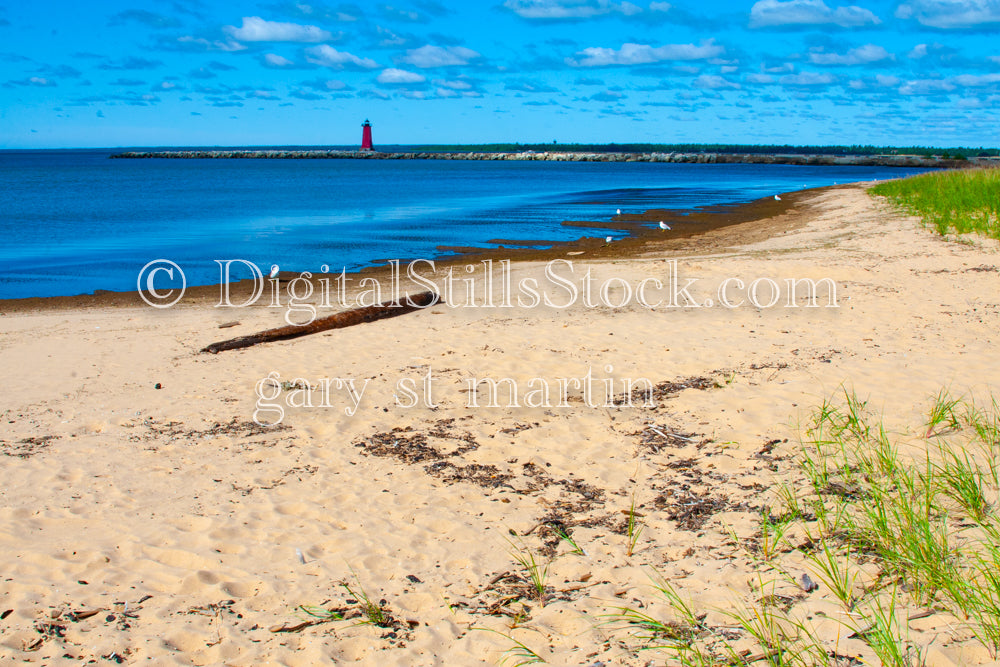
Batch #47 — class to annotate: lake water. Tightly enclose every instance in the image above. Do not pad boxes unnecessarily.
[0,149,927,300]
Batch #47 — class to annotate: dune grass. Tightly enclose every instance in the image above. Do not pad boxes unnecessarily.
[870,168,1000,239]
[609,389,1000,665]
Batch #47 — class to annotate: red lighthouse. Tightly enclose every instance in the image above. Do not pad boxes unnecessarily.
[361,119,373,152]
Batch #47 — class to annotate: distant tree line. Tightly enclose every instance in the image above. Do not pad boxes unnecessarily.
[399,143,998,159]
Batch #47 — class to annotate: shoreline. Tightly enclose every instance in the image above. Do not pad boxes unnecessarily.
[110,148,986,169]
[0,185,815,314]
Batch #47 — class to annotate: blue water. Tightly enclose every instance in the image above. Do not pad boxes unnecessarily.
[0,149,928,300]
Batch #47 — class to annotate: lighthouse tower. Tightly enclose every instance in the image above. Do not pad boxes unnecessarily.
[361,119,373,152]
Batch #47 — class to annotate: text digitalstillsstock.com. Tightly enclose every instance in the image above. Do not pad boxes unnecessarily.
[138,258,839,323]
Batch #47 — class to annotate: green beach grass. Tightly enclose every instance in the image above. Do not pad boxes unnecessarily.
[870,168,1000,240]
[609,390,1000,665]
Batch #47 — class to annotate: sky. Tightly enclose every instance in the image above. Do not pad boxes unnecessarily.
[1,0,999,149]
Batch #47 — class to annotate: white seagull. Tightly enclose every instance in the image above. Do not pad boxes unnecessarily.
[659,221,670,230]
[774,195,781,201]
[605,236,613,243]
[269,264,280,279]
[616,208,621,215]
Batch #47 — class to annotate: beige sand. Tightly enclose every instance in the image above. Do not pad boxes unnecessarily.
[1,183,998,665]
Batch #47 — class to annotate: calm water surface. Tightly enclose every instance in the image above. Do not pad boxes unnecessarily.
[0,149,927,299]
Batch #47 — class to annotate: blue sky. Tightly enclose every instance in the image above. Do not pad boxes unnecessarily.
[2,0,999,148]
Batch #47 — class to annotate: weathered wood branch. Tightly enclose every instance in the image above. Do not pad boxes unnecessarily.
[201,291,441,354]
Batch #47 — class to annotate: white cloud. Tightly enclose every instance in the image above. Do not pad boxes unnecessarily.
[504,0,643,19]
[989,55,1000,64]
[650,1,671,10]
[224,16,332,42]
[779,71,836,85]
[899,78,956,94]
[747,72,775,83]
[400,45,481,68]
[908,43,928,58]
[693,74,740,88]
[434,79,474,90]
[377,68,426,84]
[876,74,900,86]
[809,43,891,65]
[567,39,724,67]
[749,0,881,27]
[264,53,295,67]
[305,45,378,69]
[954,72,1000,85]
[896,0,1000,29]
[177,36,246,51]
[28,76,56,87]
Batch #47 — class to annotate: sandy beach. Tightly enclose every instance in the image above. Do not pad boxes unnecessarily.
[2,182,999,665]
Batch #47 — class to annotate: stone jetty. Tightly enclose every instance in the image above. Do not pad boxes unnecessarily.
[110,149,987,169]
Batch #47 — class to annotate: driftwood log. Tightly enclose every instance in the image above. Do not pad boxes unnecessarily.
[201,291,441,354]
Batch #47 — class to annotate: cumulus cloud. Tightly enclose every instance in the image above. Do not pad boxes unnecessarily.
[299,77,350,91]
[224,16,333,42]
[954,72,1000,85]
[188,67,217,79]
[305,44,378,69]
[432,79,465,89]
[380,4,424,21]
[8,76,57,87]
[505,78,561,93]
[175,36,247,51]
[400,45,480,67]
[376,67,426,83]
[896,0,1000,29]
[693,74,740,88]
[900,78,956,94]
[809,43,892,65]
[567,39,724,66]
[504,0,643,19]
[263,53,295,67]
[779,71,836,85]
[749,0,881,27]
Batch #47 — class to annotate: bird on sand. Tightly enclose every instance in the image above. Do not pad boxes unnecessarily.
[774,195,781,201]
[659,221,670,230]
[616,208,621,215]
[269,264,279,279]
[605,236,613,243]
